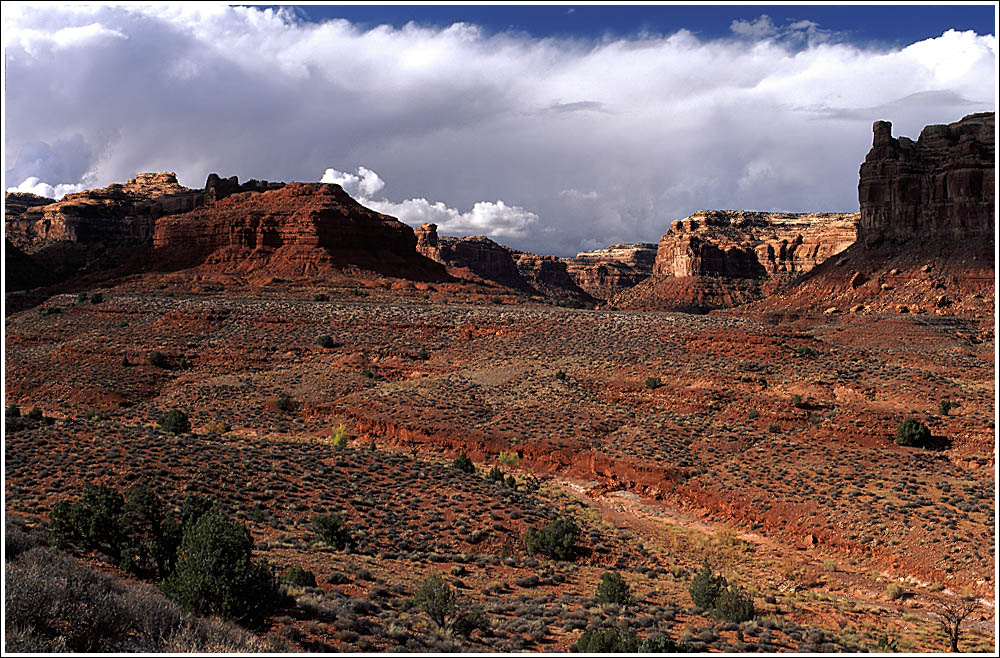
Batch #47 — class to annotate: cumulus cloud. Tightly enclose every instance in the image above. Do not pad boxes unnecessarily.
[323,166,538,238]
[5,177,85,200]
[3,5,994,254]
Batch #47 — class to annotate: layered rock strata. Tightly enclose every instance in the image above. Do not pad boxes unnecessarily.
[152,183,449,281]
[416,224,533,291]
[858,112,994,247]
[564,243,657,299]
[614,210,858,312]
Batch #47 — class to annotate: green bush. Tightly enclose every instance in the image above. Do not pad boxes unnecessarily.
[644,377,662,390]
[180,494,216,529]
[280,566,317,587]
[895,418,931,448]
[638,634,691,652]
[487,465,505,483]
[316,334,335,349]
[313,293,329,302]
[160,508,280,629]
[416,347,429,361]
[412,573,456,629]
[886,583,905,600]
[158,409,190,434]
[596,570,633,606]
[572,626,639,653]
[938,399,960,416]
[555,370,567,381]
[48,483,126,559]
[89,292,104,304]
[331,423,349,448]
[451,607,489,638]
[311,513,351,549]
[147,351,168,368]
[452,453,475,474]
[689,562,727,609]
[713,585,756,622]
[523,518,579,561]
[6,404,20,418]
[795,346,819,359]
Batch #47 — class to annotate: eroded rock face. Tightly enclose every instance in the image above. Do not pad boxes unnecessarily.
[654,210,858,279]
[614,210,858,311]
[564,243,657,300]
[858,112,995,247]
[415,223,533,291]
[5,173,204,253]
[152,183,449,281]
[512,252,595,302]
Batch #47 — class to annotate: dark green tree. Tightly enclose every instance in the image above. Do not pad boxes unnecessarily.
[523,518,579,561]
[311,512,351,549]
[596,570,633,606]
[572,626,640,652]
[895,418,931,448]
[713,584,756,622]
[158,409,190,434]
[689,561,727,609]
[452,453,475,474]
[160,508,280,629]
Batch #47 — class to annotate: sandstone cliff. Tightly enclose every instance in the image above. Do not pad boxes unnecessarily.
[614,210,858,312]
[858,112,994,247]
[564,243,657,300]
[151,183,449,282]
[752,113,995,318]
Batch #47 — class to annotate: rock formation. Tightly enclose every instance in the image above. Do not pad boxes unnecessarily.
[752,113,995,318]
[415,224,533,291]
[614,210,858,312]
[858,112,994,247]
[564,243,657,300]
[205,173,284,203]
[152,183,449,282]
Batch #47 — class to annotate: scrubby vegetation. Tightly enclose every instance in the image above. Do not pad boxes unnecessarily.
[158,409,190,434]
[895,418,931,448]
[523,518,579,561]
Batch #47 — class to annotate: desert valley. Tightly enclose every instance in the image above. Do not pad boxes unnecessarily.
[3,107,996,653]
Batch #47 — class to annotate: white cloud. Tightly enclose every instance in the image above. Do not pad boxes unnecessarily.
[324,166,538,238]
[3,6,994,255]
[6,177,84,200]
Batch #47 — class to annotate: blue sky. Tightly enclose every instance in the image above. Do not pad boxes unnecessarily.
[5,3,997,255]
[286,4,995,46]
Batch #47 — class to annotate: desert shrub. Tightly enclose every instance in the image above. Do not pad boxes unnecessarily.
[596,570,633,606]
[713,585,756,623]
[555,370,567,381]
[281,566,317,587]
[26,406,43,420]
[311,513,351,549]
[203,419,231,436]
[790,394,804,408]
[6,404,21,418]
[313,293,329,302]
[316,334,335,348]
[452,453,475,474]
[498,450,520,466]
[689,562,727,609]
[572,626,639,653]
[524,518,579,561]
[644,377,662,390]
[160,508,280,629]
[148,351,168,368]
[90,292,104,304]
[331,423,349,448]
[417,347,429,361]
[451,607,489,638]
[885,583,905,600]
[275,394,295,413]
[158,409,190,434]
[487,465,505,483]
[938,400,960,416]
[795,346,819,359]
[895,418,931,448]
[180,494,216,529]
[505,475,517,489]
[412,573,456,629]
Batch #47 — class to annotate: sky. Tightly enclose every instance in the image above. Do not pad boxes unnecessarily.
[3,2,996,256]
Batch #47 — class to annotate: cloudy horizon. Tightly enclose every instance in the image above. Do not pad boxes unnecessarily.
[3,4,995,255]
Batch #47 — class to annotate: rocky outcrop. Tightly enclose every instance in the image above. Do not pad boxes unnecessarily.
[151,183,449,281]
[614,210,858,312]
[416,223,533,291]
[654,210,857,279]
[751,113,995,318]
[4,238,50,291]
[858,112,994,247]
[564,243,657,300]
[205,173,284,203]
